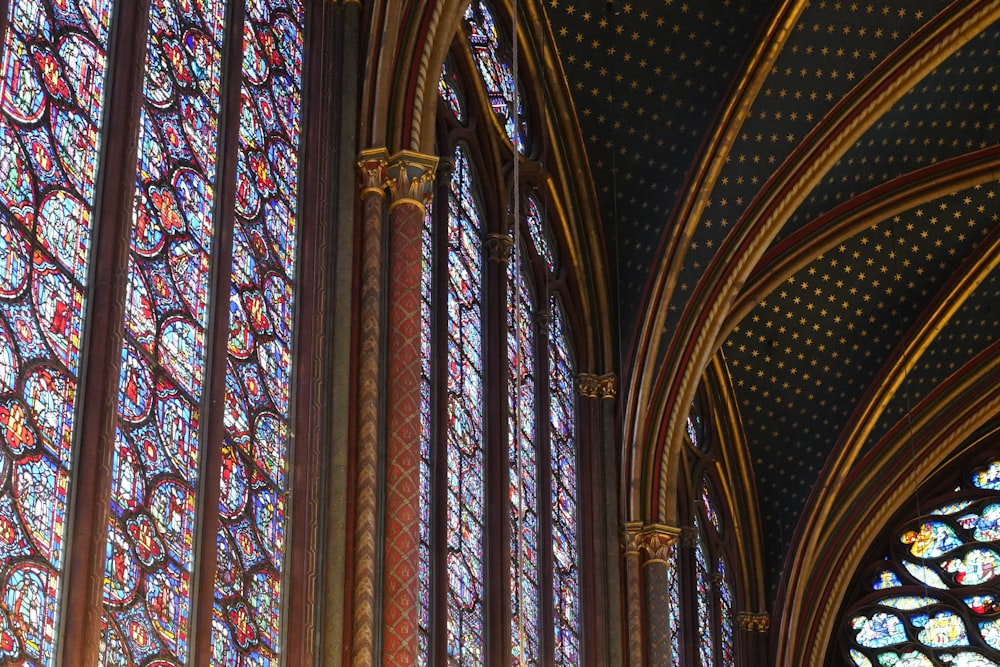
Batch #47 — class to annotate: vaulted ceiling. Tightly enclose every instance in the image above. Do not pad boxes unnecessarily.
[542,0,1000,605]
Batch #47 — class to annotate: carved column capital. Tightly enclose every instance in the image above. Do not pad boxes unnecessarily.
[738,611,771,633]
[386,150,438,214]
[624,523,682,565]
[577,372,617,399]
[624,521,644,556]
[358,148,389,199]
[484,233,514,263]
[678,525,699,549]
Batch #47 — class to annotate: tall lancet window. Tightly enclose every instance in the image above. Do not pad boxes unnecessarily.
[443,144,487,663]
[0,0,318,664]
[0,1,115,662]
[419,3,587,663]
[672,404,743,665]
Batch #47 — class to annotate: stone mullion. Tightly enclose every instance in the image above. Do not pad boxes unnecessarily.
[483,231,514,667]
[351,149,389,667]
[61,0,150,661]
[381,151,437,666]
[738,611,771,665]
[533,304,553,667]
[640,525,681,667]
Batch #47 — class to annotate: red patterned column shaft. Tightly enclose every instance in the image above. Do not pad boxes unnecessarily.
[352,149,388,667]
[382,152,437,665]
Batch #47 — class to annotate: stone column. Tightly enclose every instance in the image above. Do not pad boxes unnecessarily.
[577,372,622,665]
[352,148,389,667]
[381,150,437,666]
[639,525,681,667]
[623,522,645,667]
[738,611,771,665]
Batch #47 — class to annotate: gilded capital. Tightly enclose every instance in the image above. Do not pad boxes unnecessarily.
[577,372,617,399]
[638,524,681,565]
[386,150,438,213]
[625,523,681,564]
[358,148,389,198]
[738,611,771,633]
[624,521,644,556]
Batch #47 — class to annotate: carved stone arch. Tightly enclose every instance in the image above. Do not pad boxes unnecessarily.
[776,345,1000,666]
[360,0,470,154]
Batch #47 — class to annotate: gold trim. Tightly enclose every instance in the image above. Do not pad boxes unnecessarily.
[577,372,617,399]
[738,611,770,633]
[625,523,682,565]
[357,148,389,199]
[386,150,438,213]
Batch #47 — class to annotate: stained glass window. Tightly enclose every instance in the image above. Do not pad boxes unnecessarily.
[840,457,1000,665]
[2,0,316,662]
[445,145,485,665]
[423,20,583,666]
[702,476,720,533]
[464,0,527,151]
[717,556,734,664]
[102,1,228,661]
[526,197,554,272]
[694,515,714,666]
[0,1,116,662]
[667,542,681,665]
[549,296,580,665]
[440,57,464,121]
[509,251,539,666]
[418,202,433,664]
[210,0,304,663]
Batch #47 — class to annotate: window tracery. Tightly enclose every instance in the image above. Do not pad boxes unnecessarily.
[840,456,1000,667]
[419,5,585,662]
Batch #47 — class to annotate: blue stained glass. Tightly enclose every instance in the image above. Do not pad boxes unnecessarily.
[509,252,538,665]
[0,1,115,664]
[418,203,433,664]
[973,461,1000,490]
[525,198,554,272]
[694,517,713,666]
[445,146,485,666]
[211,1,304,664]
[667,543,680,666]
[718,556,734,664]
[439,58,464,120]
[549,297,579,665]
[103,0,227,663]
[902,561,948,589]
[701,476,720,532]
[464,0,527,151]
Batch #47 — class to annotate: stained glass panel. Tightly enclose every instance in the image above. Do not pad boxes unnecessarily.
[464,0,526,151]
[701,476,720,533]
[439,58,463,121]
[549,296,579,665]
[667,543,681,666]
[841,458,1000,665]
[210,1,304,663]
[102,0,227,663]
[694,516,713,666]
[525,197,554,272]
[417,200,433,666]
[445,145,485,665]
[509,251,538,666]
[0,1,114,663]
[718,556,734,664]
